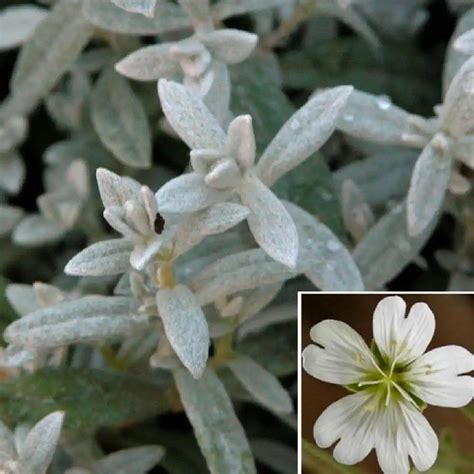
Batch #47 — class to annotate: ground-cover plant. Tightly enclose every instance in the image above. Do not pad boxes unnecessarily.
[0,0,473,472]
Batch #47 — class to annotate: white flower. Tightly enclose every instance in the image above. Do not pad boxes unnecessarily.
[302,295,473,473]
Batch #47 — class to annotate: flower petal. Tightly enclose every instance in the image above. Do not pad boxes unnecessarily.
[372,296,435,364]
[303,320,376,385]
[376,401,438,473]
[313,391,377,465]
[406,345,474,407]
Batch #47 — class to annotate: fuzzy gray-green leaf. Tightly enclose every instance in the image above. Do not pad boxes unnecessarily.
[174,368,256,474]
[91,69,151,168]
[354,202,437,289]
[8,0,93,116]
[65,239,133,276]
[226,355,293,414]
[407,138,452,237]
[156,285,209,379]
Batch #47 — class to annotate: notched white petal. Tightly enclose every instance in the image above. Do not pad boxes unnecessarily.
[372,296,435,364]
[303,319,375,385]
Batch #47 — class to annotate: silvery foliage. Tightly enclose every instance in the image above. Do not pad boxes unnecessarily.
[0,115,27,235]
[64,446,165,474]
[0,411,64,474]
[115,1,258,124]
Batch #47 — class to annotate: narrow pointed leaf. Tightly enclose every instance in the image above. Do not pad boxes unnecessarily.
[91,69,151,168]
[0,369,170,432]
[336,90,415,146]
[257,86,353,186]
[65,239,133,276]
[240,174,298,268]
[158,79,227,149]
[199,29,258,64]
[0,205,23,236]
[174,203,250,256]
[226,355,293,414]
[454,28,474,54]
[214,0,288,20]
[115,44,177,81]
[354,202,437,289]
[440,55,474,138]
[284,201,364,291]
[19,411,64,474]
[13,215,64,246]
[83,0,190,35]
[8,0,93,116]
[156,285,209,378]
[0,6,47,51]
[174,368,256,474]
[334,149,418,207]
[111,0,157,17]
[156,172,228,213]
[93,446,165,474]
[407,139,452,236]
[5,296,132,335]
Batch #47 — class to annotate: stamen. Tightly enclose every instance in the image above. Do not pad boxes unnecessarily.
[385,382,391,407]
[357,379,384,387]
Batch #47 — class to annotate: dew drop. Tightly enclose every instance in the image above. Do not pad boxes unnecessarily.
[396,238,411,253]
[377,95,392,111]
[343,112,354,122]
[326,240,341,252]
[290,119,300,131]
[320,190,333,201]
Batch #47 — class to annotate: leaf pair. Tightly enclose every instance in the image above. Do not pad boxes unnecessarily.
[156,79,353,268]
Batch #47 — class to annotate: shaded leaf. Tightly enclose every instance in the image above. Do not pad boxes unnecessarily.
[0,369,170,432]
[285,202,364,291]
[354,202,437,289]
[174,368,256,474]
[91,69,151,168]
[226,355,293,414]
[8,0,93,116]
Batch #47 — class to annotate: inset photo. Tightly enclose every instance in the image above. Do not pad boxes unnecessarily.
[300,293,474,474]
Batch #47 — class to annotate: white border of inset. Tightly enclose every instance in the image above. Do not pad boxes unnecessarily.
[296,291,473,474]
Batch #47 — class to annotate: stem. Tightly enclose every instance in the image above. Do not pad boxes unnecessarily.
[100,345,128,371]
[209,332,235,368]
[158,260,176,289]
[262,0,320,49]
